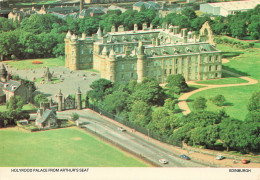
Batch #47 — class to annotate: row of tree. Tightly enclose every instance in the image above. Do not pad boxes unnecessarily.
[87,77,259,153]
[0,5,259,60]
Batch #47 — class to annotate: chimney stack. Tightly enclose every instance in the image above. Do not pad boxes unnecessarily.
[80,0,83,12]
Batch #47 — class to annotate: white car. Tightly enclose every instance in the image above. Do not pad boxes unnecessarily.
[118,127,126,132]
[159,159,168,164]
[216,155,225,160]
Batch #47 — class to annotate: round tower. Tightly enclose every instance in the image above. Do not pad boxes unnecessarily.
[107,47,116,82]
[76,87,82,110]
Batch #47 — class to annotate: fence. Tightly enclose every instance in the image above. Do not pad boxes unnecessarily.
[88,103,183,148]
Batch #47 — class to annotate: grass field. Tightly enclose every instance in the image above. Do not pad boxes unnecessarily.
[187,44,260,120]
[6,58,65,70]
[195,77,248,85]
[0,104,37,112]
[0,127,150,167]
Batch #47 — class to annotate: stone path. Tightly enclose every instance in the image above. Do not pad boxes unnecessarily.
[178,70,258,115]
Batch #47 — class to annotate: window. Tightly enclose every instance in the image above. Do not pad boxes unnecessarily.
[209,56,212,62]
[175,68,178,74]
[209,66,212,71]
[72,51,75,55]
[131,64,134,69]
[131,72,134,78]
[169,69,172,74]
[182,57,184,65]
[158,61,161,66]
[170,59,172,65]
[164,60,167,66]
[121,64,124,70]
[202,56,206,63]
[119,46,123,53]
[189,57,191,64]
[195,56,198,63]
[215,65,218,70]
[121,74,124,79]
[164,69,167,75]
[195,66,198,73]
[216,55,219,61]
[154,61,156,67]
[175,58,178,64]
[81,49,84,55]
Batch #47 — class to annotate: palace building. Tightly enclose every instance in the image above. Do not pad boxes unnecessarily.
[64,22,222,83]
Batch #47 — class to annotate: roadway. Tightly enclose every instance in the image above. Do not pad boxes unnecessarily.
[57,109,206,167]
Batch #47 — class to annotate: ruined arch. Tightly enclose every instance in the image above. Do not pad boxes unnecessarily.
[200,21,215,46]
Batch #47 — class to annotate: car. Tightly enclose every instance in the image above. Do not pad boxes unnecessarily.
[216,155,225,160]
[241,159,250,164]
[118,127,126,132]
[159,159,168,164]
[180,154,191,160]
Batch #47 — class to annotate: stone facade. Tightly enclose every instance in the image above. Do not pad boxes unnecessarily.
[65,22,222,83]
[0,63,34,103]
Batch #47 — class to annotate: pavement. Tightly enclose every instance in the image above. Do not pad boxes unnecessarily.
[4,65,100,99]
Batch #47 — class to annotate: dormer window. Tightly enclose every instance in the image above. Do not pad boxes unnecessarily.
[173,49,179,54]
[4,84,9,88]
[122,36,127,42]
[200,46,206,52]
[186,47,192,53]
[161,49,168,55]
[151,50,157,56]
[12,86,17,91]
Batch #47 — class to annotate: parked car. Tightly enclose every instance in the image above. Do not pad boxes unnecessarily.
[241,159,250,164]
[180,154,191,160]
[159,159,168,164]
[216,155,225,160]
[118,127,126,132]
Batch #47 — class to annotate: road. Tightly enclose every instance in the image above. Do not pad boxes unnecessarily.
[57,109,205,167]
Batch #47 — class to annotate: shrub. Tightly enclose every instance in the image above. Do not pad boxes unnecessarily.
[210,94,226,106]
[31,60,43,64]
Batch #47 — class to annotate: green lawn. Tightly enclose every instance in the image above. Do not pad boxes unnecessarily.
[0,127,151,167]
[195,77,248,85]
[187,44,260,120]
[0,104,37,112]
[5,58,65,70]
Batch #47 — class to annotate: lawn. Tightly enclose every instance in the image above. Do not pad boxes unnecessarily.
[5,58,65,70]
[187,43,260,120]
[195,77,248,85]
[0,127,151,167]
[0,104,37,112]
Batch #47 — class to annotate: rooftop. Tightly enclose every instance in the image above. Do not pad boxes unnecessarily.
[207,0,260,11]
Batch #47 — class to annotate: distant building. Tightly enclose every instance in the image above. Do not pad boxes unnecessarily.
[79,7,105,18]
[200,0,260,17]
[133,1,161,12]
[105,5,127,13]
[64,22,222,83]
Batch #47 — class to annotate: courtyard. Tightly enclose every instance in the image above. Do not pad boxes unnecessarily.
[5,58,100,101]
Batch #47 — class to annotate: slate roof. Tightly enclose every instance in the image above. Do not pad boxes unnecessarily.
[51,12,68,20]
[2,80,21,92]
[145,43,219,58]
[134,1,161,10]
[37,109,56,124]
[0,87,5,96]
[79,7,105,17]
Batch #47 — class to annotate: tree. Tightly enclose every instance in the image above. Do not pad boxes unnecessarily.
[166,74,189,95]
[192,96,207,111]
[6,96,24,112]
[181,8,197,20]
[103,91,129,115]
[248,91,260,111]
[164,98,178,111]
[71,113,79,121]
[34,94,48,107]
[148,107,173,136]
[210,94,226,106]
[128,101,152,127]
[87,78,113,102]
